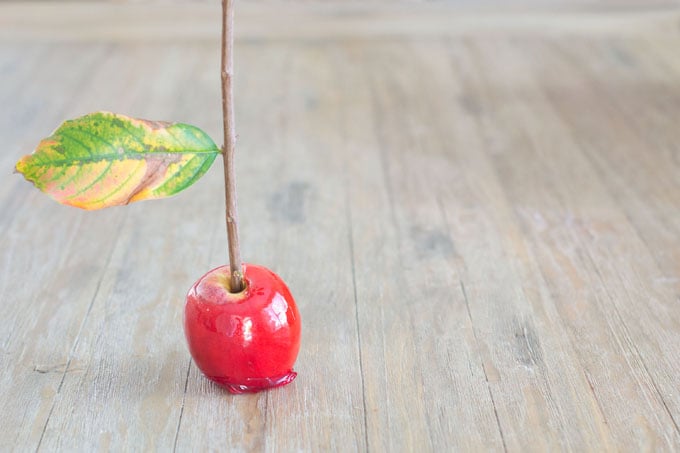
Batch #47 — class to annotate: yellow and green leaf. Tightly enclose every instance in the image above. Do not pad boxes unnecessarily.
[15,112,220,210]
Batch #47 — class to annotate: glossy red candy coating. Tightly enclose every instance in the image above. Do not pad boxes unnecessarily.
[184,264,301,394]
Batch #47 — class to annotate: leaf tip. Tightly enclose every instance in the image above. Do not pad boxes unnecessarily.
[14,155,29,176]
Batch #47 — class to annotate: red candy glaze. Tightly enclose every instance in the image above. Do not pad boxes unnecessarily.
[184,264,301,394]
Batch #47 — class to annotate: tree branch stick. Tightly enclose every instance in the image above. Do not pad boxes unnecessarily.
[221,0,244,292]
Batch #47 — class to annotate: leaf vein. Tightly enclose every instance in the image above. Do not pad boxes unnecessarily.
[63,161,115,201]
[24,150,219,168]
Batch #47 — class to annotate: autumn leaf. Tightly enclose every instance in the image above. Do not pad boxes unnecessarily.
[15,112,220,210]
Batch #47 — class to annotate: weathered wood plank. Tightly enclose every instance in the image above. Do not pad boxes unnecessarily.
[338,41,510,450]
[0,43,125,452]
[531,38,680,441]
[2,3,680,452]
[544,37,680,281]
[32,45,220,451]
[460,37,680,449]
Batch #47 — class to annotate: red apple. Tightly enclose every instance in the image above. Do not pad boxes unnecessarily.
[184,264,301,394]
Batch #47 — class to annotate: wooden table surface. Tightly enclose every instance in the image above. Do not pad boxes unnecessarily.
[2,1,680,451]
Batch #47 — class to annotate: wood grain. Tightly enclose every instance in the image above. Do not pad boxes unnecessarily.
[2,2,680,43]
[1,2,680,451]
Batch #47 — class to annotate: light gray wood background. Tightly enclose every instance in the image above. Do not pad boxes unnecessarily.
[1,1,679,451]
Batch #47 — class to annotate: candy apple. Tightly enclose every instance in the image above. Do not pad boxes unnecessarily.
[184,264,301,393]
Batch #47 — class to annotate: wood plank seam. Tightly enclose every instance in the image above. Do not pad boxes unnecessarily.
[345,186,370,452]
[458,279,509,453]
[171,358,191,453]
[35,211,128,451]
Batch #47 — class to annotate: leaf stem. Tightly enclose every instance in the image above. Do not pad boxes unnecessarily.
[221,0,244,292]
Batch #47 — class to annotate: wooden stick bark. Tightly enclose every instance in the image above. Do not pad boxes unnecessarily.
[221,0,244,292]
